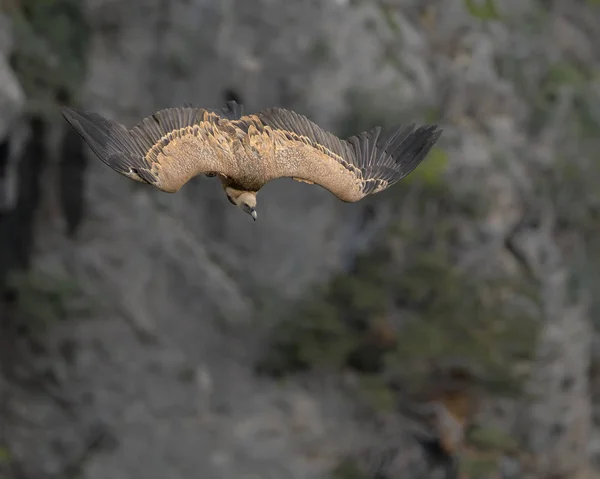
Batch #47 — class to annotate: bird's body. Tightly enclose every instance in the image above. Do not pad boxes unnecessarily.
[61,100,442,220]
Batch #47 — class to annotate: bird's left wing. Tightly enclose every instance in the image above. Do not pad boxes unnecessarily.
[233,107,442,202]
[61,101,245,193]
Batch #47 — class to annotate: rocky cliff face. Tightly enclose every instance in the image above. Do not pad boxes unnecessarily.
[2,1,600,478]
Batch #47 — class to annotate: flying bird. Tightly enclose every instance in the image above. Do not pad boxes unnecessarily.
[61,101,442,221]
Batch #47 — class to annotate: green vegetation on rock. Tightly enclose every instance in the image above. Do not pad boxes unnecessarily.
[257,170,541,401]
[0,446,10,463]
[6,267,92,333]
[331,458,367,479]
[467,425,518,452]
[8,0,90,117]
[463,0,501,21]
[461,454,499,478]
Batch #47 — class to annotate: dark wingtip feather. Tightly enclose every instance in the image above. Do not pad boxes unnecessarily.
[61,107,121,164]
[61,107,88,136]
[61,107,153,182]
[390,124,443,180]
[350,123,443,195]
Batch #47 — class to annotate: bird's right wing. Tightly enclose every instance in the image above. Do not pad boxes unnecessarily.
[234,107,442,202]
[61,101,245,193]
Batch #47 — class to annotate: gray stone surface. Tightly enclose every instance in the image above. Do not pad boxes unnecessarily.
[3,0,600,478]
[0,13,26,212]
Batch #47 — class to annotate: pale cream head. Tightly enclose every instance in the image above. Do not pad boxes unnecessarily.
[224,187,258,221]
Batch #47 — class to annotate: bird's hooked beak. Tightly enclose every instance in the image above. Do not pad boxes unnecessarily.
[250,208,257,221]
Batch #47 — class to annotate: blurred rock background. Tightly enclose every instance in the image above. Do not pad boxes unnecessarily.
[1,0,600,477]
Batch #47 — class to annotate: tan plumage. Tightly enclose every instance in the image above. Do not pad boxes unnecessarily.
[61,100,442,220]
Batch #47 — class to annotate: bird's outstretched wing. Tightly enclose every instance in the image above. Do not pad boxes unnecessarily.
[234,107,442,202]
[61,101,245,193]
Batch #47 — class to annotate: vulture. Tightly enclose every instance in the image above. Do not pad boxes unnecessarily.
[61,101,442,221]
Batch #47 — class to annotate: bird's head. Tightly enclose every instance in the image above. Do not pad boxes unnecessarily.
[225,187,258,221]
[238,192,257,221]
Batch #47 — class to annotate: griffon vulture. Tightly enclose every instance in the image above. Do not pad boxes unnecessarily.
[61,101,442,221]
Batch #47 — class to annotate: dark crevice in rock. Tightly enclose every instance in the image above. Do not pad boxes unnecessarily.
[0,137,10,212]
[0,115,47,285]
[0,117,48,479]
[223,87,243,105]
[58,126,88,239]
[0,137,9,181]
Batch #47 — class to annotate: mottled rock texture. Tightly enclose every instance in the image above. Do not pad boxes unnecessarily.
[2,1,600,478]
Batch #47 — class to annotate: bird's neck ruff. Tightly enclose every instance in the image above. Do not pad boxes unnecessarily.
[224,185,257,207]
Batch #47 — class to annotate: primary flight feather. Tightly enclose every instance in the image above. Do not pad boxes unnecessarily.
[61,100,442,221]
